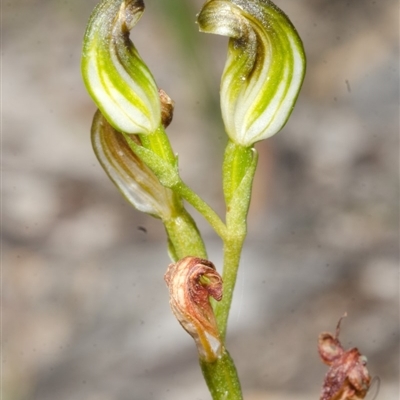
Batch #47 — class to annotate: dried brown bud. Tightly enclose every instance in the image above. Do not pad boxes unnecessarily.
[164,256,223,362]
[318,314,372,400]
[159,89,174,128]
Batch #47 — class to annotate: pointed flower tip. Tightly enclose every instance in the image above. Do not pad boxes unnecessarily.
[165,256,223,362]
[82,0,161,135]
[197,0,306,147]
[318,315,372,400]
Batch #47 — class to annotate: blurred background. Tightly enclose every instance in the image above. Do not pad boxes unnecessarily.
[3,0,399,399]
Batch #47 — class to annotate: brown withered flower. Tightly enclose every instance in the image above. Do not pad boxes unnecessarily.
[318,314,372,400]
[164,256,223,362]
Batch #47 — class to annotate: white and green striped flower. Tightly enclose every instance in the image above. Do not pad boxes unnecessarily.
[82,0,161,135]
[197,0,306,147]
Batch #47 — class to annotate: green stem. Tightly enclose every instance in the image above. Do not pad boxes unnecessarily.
[215,141,258,339]
[215,235,246,341]
[200,350,242,400]
[173,181,227,238]
[163,205,207,260]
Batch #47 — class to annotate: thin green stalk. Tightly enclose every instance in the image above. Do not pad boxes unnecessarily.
[215,235,246,340]
[173,181,227,239]
[215,142,258,339]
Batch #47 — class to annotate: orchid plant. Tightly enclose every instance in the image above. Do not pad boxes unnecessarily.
[81,1,372,399]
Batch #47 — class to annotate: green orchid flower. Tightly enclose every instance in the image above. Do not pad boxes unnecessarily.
[198,0,306,146]
[82,0,161,135]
